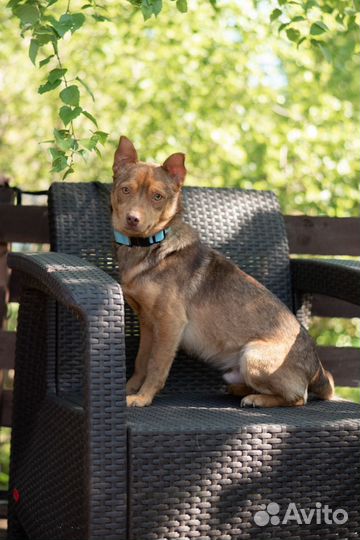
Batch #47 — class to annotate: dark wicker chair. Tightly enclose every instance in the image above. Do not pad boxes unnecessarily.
[7,183,360,540]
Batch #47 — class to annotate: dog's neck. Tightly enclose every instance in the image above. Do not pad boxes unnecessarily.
[114,227,171,248]
[115,215,199,285]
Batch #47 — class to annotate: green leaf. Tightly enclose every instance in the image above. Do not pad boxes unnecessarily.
[51,152,68,173]
[59,106,82,126]
[29,39,39,65]
[291,16,305,22]
[152,0,162,16]
[76,76,95,101]
[6,0,22,8]
[310,21,329,35]
[92,131,108,145]
[278,0,287,5]
[81,110,98,127]
[304,0,318,8]
[35,25,57,45]
[278,22,290,33]
[354,0,360,11]
[80,137,97,151]
[62,167,74,180]
[48,68,67,84]
[49,147,66,160]
[297,36,306,48]
[52,13,86,37]
[39,55,55,68]
[286,28,301,42]
[60,85,80,106]
[13,4,40,26]
[38,79,62,94]
[176,0,187,13]
[68,12,86,32]
[53,131,78,152]
[92,14,111,22]
[141,4,153,20]
[270,9,282,22]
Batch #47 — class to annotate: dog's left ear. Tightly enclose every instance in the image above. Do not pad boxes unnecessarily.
[162,153,186,187]
[113,136,138,177]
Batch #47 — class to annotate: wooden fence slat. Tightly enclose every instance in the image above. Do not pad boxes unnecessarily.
[0,331,15,370]
[1,206,360,255]
[285,216,360,256]
[8,270,22,304]
[0,187,14,205]
[318,346,360,387]
[0,206,49,243]
[0,390,12,427]
[311,294,360,319]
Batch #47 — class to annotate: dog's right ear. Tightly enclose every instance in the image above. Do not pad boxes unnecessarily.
[113,136,138,176]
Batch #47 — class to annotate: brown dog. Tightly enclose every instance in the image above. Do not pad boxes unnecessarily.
[111,136,335,408]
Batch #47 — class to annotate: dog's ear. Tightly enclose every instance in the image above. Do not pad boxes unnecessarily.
[162,153,186,187]
[113,136,138,176]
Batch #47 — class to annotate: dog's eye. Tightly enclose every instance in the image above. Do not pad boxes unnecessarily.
[153,193,163,201]
[122,187,130,195]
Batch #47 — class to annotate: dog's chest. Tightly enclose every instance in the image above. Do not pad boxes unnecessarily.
[181,319,244,374]
[181,322,221,364]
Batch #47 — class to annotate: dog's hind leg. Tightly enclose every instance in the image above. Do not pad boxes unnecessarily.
[241,393,305,408]
[228,383,254,398]
[239,339,309,408]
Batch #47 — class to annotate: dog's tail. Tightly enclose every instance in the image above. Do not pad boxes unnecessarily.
[309,363,335,400]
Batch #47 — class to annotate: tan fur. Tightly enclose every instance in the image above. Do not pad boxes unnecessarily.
[112,136,335,408]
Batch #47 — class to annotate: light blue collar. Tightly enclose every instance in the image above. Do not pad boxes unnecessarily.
[114,227,171,247]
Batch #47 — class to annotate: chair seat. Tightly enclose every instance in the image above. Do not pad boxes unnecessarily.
[127,395,360,540]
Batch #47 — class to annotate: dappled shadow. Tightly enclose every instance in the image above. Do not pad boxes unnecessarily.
[127,396,360,539]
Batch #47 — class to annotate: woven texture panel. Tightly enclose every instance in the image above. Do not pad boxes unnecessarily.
[128,396,360,540]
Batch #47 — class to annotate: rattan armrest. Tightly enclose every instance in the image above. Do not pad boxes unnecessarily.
[8,251,128,537]
[8,252,122,315]
[291,258,360,306]
[8,251,126,399]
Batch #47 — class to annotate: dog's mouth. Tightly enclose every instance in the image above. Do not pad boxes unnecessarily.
[121,223,154,237]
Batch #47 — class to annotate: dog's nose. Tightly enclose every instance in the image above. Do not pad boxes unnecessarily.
[126,213,140,227]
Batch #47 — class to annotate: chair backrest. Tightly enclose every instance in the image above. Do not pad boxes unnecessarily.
[48,182,293,394]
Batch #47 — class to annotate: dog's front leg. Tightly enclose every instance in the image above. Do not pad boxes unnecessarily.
[126,316,186,407]
[126,318,153,395]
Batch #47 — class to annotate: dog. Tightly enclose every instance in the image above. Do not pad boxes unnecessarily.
[111,135,335,408]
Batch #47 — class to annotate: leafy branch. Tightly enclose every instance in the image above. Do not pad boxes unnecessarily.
[7,0,108,179]
[270,0,360,62]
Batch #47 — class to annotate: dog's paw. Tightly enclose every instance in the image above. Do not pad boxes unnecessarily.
[126,394,152,407]
[241,394,263,408]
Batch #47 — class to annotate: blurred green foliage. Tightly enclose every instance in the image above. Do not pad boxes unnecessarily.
[0,0,359,217]
[309,317,360,348]
[0,429,10,491]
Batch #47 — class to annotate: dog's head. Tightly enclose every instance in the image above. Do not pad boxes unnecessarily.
[111,136,186,238]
